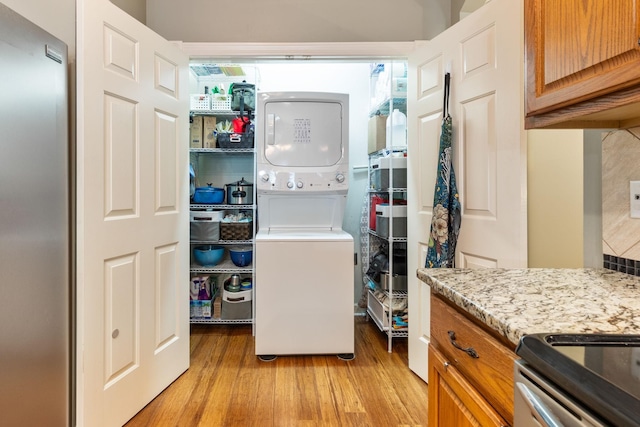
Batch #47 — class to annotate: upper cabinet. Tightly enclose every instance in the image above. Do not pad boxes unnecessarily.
[525,0,640,129]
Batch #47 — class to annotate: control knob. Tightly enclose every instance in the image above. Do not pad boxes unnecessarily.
[335,173,345,183]
[296,180,304,189]
[287,181,294,189]
[261,173,270,182]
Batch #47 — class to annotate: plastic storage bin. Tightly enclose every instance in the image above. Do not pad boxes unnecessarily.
[375,204,407,238]
[371,156,407,190]
[190,94,210,111]
[217,132,254,149]
[381,272,407,291]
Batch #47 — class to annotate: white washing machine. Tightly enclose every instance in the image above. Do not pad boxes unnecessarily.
[254,92,354,358]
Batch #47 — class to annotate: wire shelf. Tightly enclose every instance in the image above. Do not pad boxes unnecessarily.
[190,147,255,154]
[190,318,252,325]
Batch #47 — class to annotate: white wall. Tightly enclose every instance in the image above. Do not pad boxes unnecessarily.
[147,0,450,43]
[110,0,146,24]
[1,0,75,58]
[527,129,584,267]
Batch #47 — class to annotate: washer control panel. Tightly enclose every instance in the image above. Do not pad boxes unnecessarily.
[257,170,349,192]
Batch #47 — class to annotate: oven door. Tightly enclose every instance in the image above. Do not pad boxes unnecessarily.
[514,360,606,427]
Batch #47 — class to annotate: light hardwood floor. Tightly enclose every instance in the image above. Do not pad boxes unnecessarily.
[124,316,428,426]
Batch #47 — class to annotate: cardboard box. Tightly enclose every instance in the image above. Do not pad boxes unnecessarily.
[368,115,387,154]
[203,116,217,148]
[190,299,213,319]
[190,115,203,148]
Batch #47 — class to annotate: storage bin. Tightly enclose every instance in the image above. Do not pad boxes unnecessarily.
[375,204,407,238]
[190,210,223,241]
[210,94,231,111]
[217,132,254,149]
[190,210,224,221]
[381,272,407,291]
[221,289,252,320]
[220,221,253,241]
[190,94,210,111]
[367,290,391,329]
[369,195,388,231]
[190,222,220,242]
[371,156,407,189]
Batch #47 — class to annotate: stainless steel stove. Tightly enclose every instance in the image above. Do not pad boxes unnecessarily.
[515,334,640,427]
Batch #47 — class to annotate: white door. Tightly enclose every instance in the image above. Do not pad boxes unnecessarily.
[76,0,190,425]
[407,0,527,381]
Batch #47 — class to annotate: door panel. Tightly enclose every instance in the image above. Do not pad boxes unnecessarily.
[77,0,189,425]
[407,0,527,381]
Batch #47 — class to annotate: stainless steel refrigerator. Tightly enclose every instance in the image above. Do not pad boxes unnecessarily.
[0,3,70,426]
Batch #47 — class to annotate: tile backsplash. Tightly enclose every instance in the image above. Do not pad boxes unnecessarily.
[603,254,640,276]
[602,127,640,273]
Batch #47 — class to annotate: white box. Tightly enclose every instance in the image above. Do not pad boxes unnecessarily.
[190,210,224,222]
[379,156,407,170]
[375,204,408,218]
[190,94,210,111]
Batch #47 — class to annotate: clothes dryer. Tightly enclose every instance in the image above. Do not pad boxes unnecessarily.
[254,92,354,358]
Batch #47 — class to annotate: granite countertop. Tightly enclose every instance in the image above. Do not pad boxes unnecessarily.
[417,268,640,346]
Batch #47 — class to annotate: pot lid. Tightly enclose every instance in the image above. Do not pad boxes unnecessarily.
[226,177,253,187]
[195,184,223,191]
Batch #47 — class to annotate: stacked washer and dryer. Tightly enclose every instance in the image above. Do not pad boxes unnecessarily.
[254,92,355,360]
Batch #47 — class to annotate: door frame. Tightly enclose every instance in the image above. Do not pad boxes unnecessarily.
[178,41,414,60]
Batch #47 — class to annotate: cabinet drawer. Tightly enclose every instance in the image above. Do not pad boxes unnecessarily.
[430,295,516,425]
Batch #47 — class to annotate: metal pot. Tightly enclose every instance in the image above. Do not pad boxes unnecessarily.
[193,184,225,204]
[225,177,253,205]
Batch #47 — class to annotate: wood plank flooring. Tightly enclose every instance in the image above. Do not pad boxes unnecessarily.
[124,317,428,427]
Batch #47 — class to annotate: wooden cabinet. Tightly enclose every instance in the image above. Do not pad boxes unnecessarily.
[525,0,640,129]
[428,346,508,427]
[428,294,516,426]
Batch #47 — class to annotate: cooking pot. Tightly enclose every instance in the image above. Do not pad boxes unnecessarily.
[225,177,253,205]
[193,184,225,204]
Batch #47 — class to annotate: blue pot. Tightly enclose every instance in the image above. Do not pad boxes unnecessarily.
[229,246,253,267]
[192,185,225,204]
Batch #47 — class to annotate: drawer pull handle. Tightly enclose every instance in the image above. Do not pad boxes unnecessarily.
[447,330,479,358]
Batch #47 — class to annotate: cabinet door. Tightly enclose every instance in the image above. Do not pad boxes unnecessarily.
[525,0,640,116]
[428,345,508,427]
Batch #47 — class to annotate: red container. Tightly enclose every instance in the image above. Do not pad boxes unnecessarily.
[370,195,388,230]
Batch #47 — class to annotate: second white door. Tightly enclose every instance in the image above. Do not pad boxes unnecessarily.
[407,0,528,381]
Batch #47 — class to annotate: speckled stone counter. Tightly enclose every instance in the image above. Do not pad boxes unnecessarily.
[417,268,640,346]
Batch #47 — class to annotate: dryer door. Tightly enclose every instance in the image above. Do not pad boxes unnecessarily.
[263,100,344,167]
